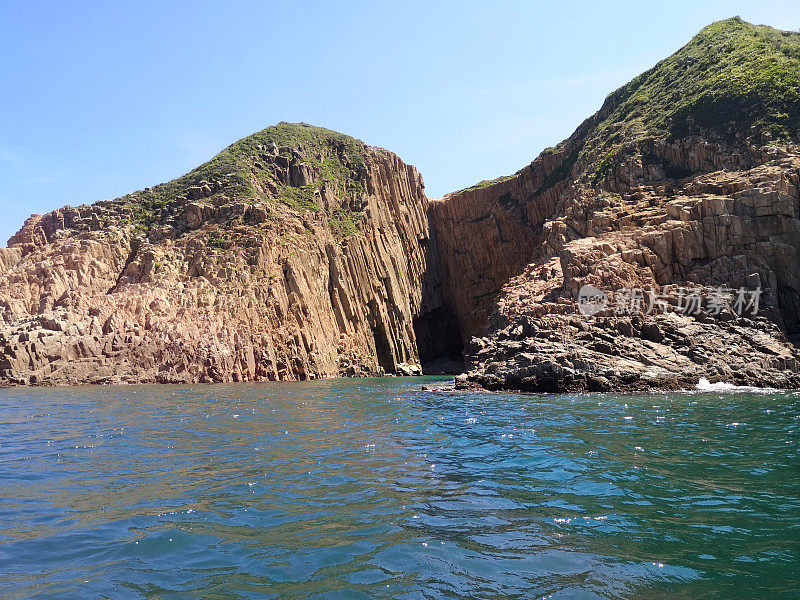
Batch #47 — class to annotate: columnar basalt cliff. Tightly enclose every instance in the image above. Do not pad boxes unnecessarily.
[3,18,800,390]
[0,124,435,385]
[441,18,800,391]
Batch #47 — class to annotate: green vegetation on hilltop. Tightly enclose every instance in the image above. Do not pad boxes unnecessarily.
[458,18,800,197]
[229,121,368,199]
[588,17,800,151]
[455,174,515,194]
[121,122,371,233]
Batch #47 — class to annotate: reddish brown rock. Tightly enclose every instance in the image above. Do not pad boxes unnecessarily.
[448,138,800,392]
[0,125,434,385]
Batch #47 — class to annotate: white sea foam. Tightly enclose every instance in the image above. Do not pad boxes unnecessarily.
[695,378,781,394]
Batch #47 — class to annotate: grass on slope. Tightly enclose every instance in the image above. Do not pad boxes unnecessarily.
[454,174,515,194]
[457,18,800,197]
[122,123,370,232]
[589,17,800,151]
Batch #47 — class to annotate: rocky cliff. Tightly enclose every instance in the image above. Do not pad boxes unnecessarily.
[437,18,800,391]
[3,18,800,391]
[0,123,436,385]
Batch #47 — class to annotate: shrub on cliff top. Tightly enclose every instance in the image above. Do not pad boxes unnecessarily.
[120,122,371,231]
[590,17,800,150]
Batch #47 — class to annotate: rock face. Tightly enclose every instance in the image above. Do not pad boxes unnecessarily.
[440,19,800,392]
[4,19,800,391]
[0,124,434,385]
[428,149,570,338]
[448,142,800,391]
[461,311,800,393]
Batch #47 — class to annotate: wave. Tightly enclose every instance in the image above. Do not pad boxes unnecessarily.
[695,377,781,394]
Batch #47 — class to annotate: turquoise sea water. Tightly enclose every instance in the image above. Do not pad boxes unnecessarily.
[0,378,798,599]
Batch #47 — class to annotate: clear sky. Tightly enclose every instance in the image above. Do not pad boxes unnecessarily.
[2,1,799,246]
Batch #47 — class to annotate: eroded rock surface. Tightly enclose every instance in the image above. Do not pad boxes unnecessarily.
[0,124,433,385]
[450,139,800,392]
[5,20,800,391]
[446,20,800,392]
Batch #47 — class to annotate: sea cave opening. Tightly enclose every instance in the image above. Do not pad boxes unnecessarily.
[372,323,395,374]
[413,308,465,375]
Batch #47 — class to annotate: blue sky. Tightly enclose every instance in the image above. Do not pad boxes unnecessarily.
[2,1,799,246]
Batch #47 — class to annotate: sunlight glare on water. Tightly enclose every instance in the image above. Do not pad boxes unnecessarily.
[0,378,798,599]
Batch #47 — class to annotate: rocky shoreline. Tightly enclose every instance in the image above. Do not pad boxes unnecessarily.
[2,19,800,391]
[443,143,800,394]
[455,310,800,394]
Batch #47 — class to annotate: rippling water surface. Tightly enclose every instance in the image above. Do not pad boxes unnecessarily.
[1,378,799,599]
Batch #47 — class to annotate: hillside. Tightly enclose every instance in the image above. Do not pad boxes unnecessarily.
[430,18,800,391]
[0,124,443,384]
[581,17,800,155]
[117,123,373,238]
[2,19,800,390]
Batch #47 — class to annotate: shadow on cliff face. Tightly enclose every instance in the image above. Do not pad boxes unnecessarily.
[412,228,465,375]
[413,307,464,374]
[779,285,800,347]
[371,322,394,374]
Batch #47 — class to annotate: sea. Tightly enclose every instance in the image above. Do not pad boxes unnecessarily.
[1,377,798,599]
